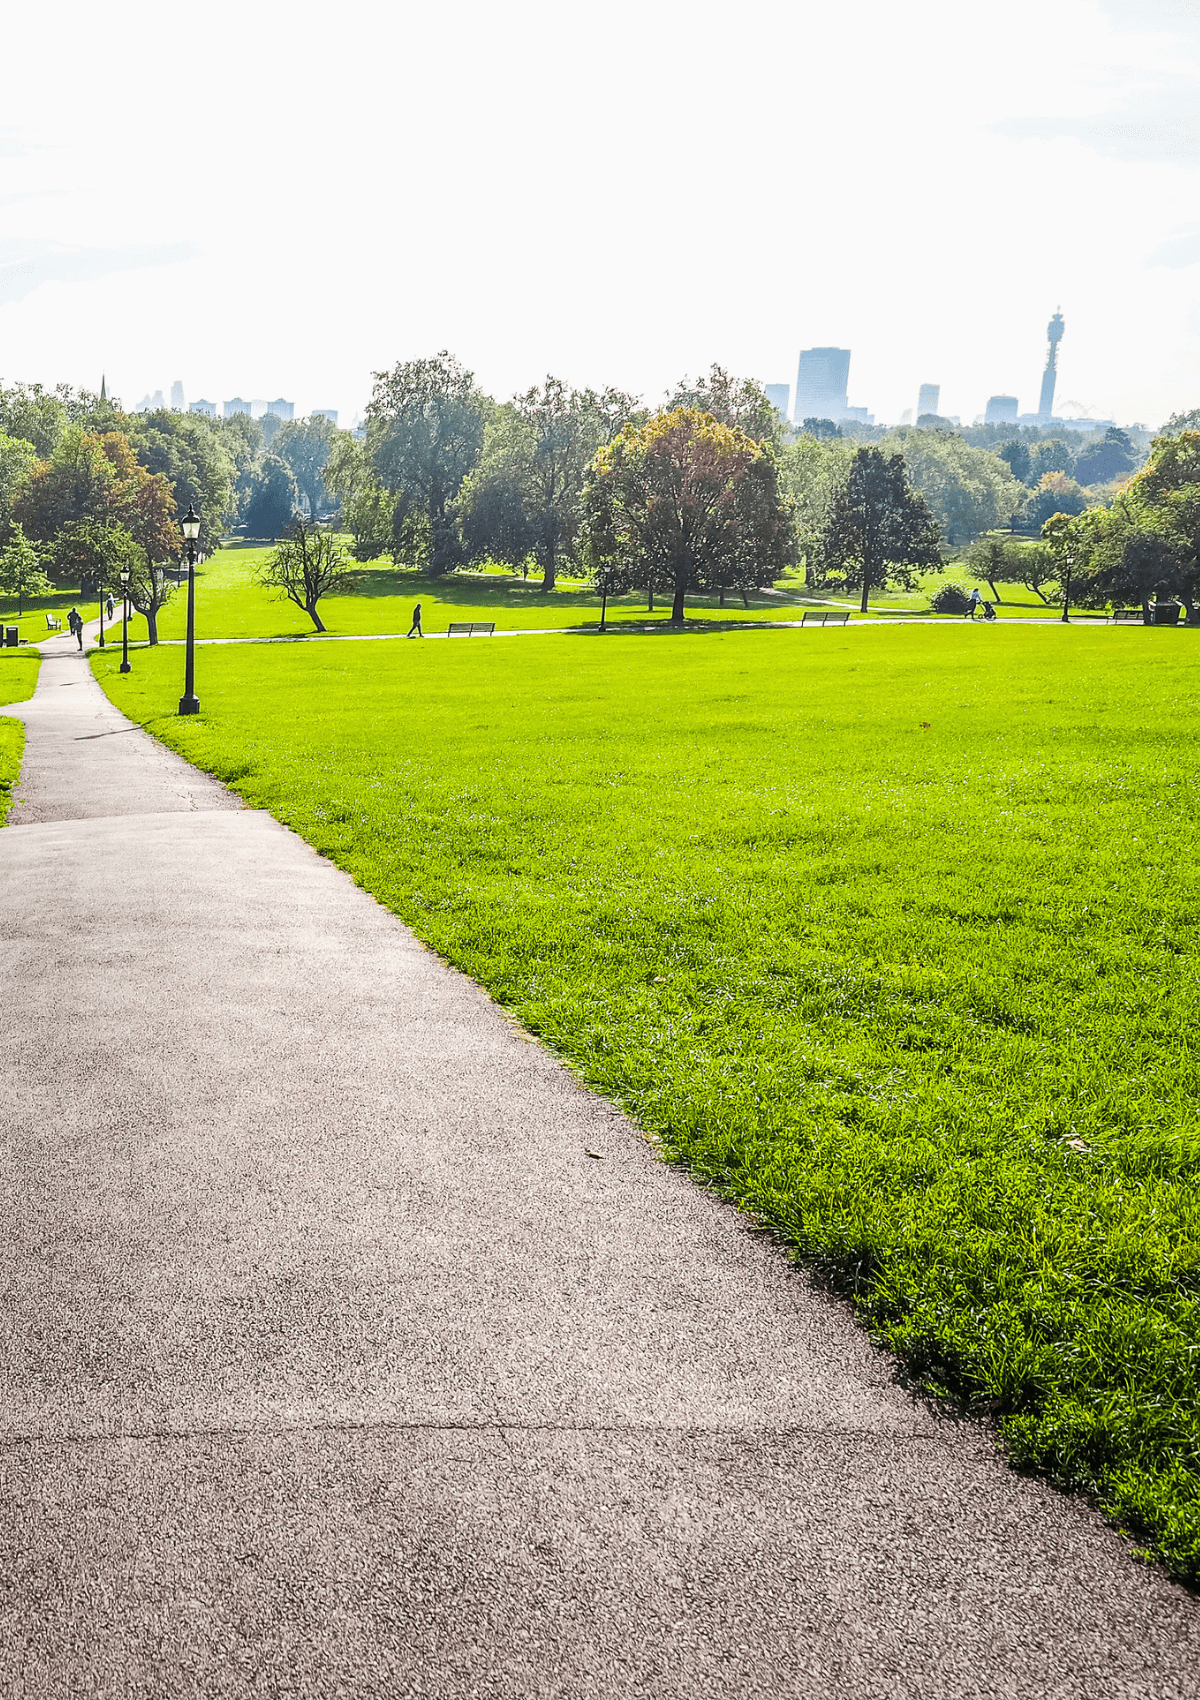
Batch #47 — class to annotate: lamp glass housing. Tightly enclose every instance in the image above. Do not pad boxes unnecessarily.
[120,568,130,586]
[181,504,201,542]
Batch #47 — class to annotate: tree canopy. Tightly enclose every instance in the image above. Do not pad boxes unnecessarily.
[881,429,1023,544]
[583,408,790,623]
[819,446,942,612]
[274,415,338,521]
[244,454,300,540]
[459,378,633,589]
[367,352,486,575]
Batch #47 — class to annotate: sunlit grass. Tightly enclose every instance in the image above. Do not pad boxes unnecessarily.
[0,650,39,822]
[95,621,1200,1582]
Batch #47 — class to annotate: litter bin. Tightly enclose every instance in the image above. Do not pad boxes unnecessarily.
[1153,603,1182,626]
[4,627,17,648]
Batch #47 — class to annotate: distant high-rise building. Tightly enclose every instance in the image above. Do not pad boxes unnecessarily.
[899,408,913,426]
[170,380,184,411]
[189,399,217,418]
[844,406,874,425]
[793,347,850,424]
[985,395,1019,425]
[269,398,295,421]
[224,397,251,416]
[917,383,940,419]
[1038,310,1064,425]
[764,384,790,419]
[313,408,338,425]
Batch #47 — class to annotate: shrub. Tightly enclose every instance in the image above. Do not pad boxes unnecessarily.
[930,581,973,615]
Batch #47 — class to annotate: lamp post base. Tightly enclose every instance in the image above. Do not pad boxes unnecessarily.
[178,694,200,715]
[119,661,132,674]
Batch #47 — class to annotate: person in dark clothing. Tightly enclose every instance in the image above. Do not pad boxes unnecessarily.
[68,608,83,650]
[407,603,423,638]
[106,594,114,620]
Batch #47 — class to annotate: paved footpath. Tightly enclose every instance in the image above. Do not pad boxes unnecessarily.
[1,638,1197,1699]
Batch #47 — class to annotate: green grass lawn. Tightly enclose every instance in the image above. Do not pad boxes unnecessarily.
[94,621,1200,1582]
[0,650,39,822]
[92,542,1062,649]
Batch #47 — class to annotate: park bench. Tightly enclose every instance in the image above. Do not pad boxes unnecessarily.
[45,613,62,630]
[1111,609,1144,624]
[446,621,495,637]
[800,609,850,626]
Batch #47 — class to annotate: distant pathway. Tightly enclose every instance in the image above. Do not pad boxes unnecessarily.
[0,643,1195,1696]
[117,611,1094,651]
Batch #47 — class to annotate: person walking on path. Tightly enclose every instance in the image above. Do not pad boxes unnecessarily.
[407,602,423,638]
[68,608,83,650]
[106,593,114,621]
[966,587,982,620]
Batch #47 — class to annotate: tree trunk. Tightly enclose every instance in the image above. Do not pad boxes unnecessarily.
[860,577,870,614]
[647,581,654,612]
[719,587,725,607]
[146,607,158,645]
[987,579,1001,603]
[307,603,326,633]
[540,547,556,593]
[671,575,687,623]
[599,590,608,632]
[741,589,749,608]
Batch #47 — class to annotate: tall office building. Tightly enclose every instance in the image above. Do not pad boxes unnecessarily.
[984,395,1019,425]
[313,408,338,425]
[793,348,850,423]
[170,380,185,410]
[224,397,251,416]
[189,399,217,418]
[917,383,940,419]
[269,398,295,421]
[764,384,790,419]
[1038,310,1064,425]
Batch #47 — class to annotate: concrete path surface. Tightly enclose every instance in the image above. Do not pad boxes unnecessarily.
[1,646,1197,1698]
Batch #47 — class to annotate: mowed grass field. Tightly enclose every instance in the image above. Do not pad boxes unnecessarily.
[94,622,1199,1581]
[0,650,39,822]
[0,541,1063,649]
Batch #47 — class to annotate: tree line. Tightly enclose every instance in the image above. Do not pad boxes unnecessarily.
[2,364,1192,630]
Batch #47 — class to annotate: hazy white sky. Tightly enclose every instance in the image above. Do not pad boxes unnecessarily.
[2,0,1197,427]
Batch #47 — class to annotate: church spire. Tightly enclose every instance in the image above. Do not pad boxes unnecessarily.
[99,373,107,403]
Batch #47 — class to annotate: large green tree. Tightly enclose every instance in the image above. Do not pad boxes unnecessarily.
[0,524,51,614]
[244,455,300,540]
[274,415,338,521]
[459,379,633,589]
[50,519,143,598]
[582,408,790,623]
[366,352,486,575]
[0,433,39,544]
[819,446,942,612]
[12,425,115,541]
[130,411,235,555]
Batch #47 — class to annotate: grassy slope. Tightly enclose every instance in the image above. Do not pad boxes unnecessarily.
[94,623,1200,1581]
[0,651,39,822]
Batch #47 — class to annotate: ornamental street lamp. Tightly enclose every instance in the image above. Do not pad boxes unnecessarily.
[1061,552,1074,623]
[98,578,106,648]
[119,565,131,674]
[178,503,201,715]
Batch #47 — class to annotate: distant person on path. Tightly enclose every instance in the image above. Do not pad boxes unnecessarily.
[106,594,114,620]
[407,603,423,638]
[68,608,83,650]
[966,587,982,620]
